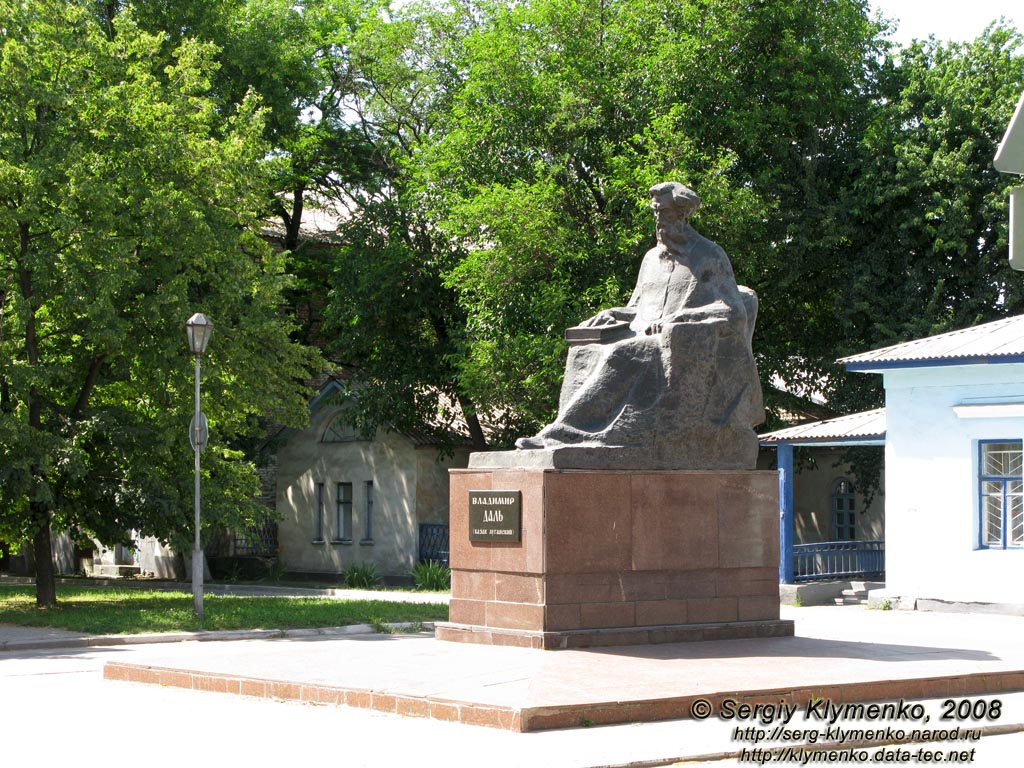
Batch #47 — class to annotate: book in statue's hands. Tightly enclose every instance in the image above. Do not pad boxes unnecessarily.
[564,320,631,345]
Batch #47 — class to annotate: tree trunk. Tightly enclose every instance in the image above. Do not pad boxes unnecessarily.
[19,223,55,607]
[32,504,56,608]
[284,185,304,252]
[457,394,488,452]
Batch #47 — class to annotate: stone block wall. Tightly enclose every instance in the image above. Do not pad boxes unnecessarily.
[439,468,790,648]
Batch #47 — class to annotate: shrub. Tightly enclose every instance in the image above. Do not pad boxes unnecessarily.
[343,561,380,589]
[411,560,451,591]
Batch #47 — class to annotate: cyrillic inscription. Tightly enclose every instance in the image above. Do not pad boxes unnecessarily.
[468,490,522,542]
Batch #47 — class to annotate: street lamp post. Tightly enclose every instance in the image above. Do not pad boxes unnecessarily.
[186,313,213,620]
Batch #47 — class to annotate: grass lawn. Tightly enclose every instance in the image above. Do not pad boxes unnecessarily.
[0,586,448,635]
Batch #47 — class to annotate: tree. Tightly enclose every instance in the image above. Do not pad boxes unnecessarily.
[309,2,494,449]
[224,0,892,447]
[0,1,319,606]
[384,2,1022,445]
[79,0,1019,479]
[840,24,1024,366]
[403,0,887,437]
[820,24,1024,499]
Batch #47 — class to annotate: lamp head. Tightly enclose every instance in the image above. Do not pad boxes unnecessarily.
[186,313,214,356]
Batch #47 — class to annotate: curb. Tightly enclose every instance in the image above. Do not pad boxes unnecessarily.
[0,621,434,653]
[0,578,451,604]
[637,722,1024,768]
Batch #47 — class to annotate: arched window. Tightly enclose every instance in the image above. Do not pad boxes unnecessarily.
[322,415,357,443]
[832,478,856,541]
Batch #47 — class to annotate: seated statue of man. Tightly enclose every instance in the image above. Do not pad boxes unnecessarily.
[514,182,764,470]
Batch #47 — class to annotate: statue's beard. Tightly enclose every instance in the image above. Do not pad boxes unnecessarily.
[656,218,689,249]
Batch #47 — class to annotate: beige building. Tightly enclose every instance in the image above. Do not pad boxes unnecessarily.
[272,380,468,582]
[760,408,887,586]
[787,447,884,545]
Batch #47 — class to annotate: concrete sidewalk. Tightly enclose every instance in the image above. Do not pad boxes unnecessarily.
[0,623,91,649]
[4,604,1024,766]
[102,605,1024,735]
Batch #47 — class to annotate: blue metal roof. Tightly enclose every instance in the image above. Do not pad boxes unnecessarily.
[759,408,886,447]
[840,315,1024,372]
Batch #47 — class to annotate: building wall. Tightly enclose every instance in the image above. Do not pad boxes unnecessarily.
[52,530,76,574]
[275,406,461,580]
[7,532,77,576]
[791,448,884,544]
[883,363,1024,606]
[137,536,182,579]
[416,446,470,527]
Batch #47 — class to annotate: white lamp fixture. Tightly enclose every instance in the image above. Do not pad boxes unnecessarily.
[186,312,214,356]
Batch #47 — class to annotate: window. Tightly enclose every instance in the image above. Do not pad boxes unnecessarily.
[322,415,357,443]
[334,482,353,543]
[979,440,1024,549]
[361,480,374,544]
[832,478,856,541]
[313,482,325,543]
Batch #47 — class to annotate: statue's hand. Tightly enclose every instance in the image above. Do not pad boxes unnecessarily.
[580,310,619,328]
[644,320,663,336]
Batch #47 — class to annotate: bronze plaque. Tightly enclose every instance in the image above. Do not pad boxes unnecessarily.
[468,490,522,542]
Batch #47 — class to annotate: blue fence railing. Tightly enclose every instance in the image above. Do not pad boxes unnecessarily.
[793,540,884,582]
[418,523,449,566]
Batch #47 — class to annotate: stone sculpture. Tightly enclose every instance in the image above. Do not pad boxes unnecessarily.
[511,182,764,470]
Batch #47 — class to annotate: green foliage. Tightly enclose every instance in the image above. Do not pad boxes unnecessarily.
[446,1,874,429]
[98,1,1022,467]
[6,0,1019,615]
[343,561,380,589]
[315,1,489,450]
[411,560,451,592]
[0,1,320,604]
[316,0,893,443]
[841,24,1024,357]
[264,556,286,585]
[342,1,1019,452]
[832,24,1024,494]
[367,615,391,633]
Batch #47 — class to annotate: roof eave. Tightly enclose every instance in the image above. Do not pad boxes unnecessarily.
[843,354,1024,373]
[759,436,886,448]
[994,90,1024,174]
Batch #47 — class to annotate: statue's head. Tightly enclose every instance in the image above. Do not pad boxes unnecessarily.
[649,182,701,220]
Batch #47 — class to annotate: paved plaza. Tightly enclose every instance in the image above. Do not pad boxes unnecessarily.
[2,604,1023,766]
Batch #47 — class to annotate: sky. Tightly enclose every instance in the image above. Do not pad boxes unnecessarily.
[870,0,1021,46]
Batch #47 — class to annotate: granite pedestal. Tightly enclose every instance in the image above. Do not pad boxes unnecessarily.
[435,467,794,649]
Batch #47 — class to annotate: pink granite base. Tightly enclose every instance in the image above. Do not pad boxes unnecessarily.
[435,468,794,648]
